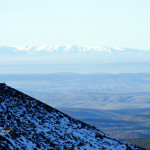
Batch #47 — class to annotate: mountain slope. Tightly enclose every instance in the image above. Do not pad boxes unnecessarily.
[0,83,144,149]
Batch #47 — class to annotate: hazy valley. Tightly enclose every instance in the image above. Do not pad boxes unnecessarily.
[0,73,150,141]
[1,73,150,110]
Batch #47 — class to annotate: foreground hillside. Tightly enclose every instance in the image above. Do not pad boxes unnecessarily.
[0,83,144,149]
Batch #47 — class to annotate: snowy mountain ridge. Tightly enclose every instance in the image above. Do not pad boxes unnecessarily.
[1,45,150,65]
[0,83,145,149]
[0,45,148,54]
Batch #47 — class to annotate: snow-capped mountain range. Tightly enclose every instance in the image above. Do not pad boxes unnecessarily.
[17,45,112,52]
[0,45,148,54]
[0,45,150,64]
[0,83,144,149]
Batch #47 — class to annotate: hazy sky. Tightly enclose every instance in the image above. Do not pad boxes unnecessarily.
[0,0,150,50]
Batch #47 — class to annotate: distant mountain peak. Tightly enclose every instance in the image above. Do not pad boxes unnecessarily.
[0,83,144,149]
[17,45,33,51]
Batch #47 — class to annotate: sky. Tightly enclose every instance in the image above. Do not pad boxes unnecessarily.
[0,0,150,50]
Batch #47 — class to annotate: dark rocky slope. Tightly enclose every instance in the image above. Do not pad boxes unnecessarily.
[0,83,144,149]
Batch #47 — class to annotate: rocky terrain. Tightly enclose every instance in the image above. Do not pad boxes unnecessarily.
[0,83,144,149]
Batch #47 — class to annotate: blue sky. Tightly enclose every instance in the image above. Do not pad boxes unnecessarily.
[0,0,150,50]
